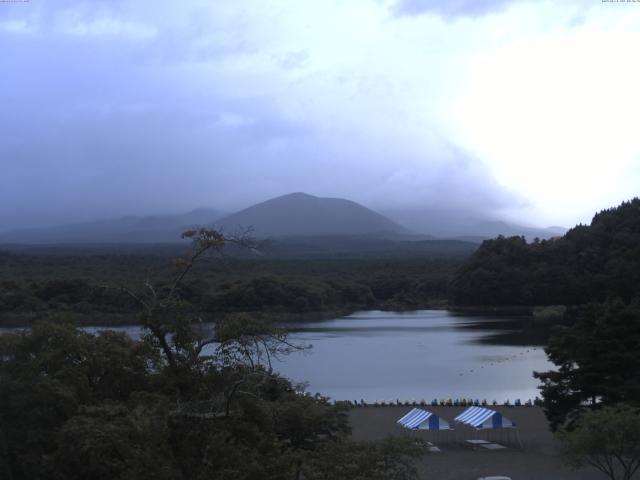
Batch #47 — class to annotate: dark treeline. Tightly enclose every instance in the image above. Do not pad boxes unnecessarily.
[450,198,640,306]
[443,197,640,463]
[0,251,463,326]
[534,299,640,429]
[448,199,640,441]
[0,309,422,480]
[0,230,422,480]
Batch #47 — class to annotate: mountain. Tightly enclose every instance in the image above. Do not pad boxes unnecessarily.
[215,192,406,237]
[0,192,567,246]
[383,207,567,241]
[0,208,223,244]
[461,221,567,241]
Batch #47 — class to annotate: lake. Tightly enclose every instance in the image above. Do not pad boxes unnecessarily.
[1,310,552,403]
[277,310,551,403]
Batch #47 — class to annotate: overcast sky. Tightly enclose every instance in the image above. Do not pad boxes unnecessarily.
[1,0,639,231]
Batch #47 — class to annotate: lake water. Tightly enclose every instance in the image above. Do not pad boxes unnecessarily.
[1,310,552,402]
[277,310,551,403]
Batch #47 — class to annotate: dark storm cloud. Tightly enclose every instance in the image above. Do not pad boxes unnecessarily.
[393,0,515,18]
[0,0,524,232]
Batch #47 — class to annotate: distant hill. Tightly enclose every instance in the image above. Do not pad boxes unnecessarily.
[215,192,406,237]
[459,221,567,242]
[450,198,640,306]
[0,191,568,247]
[0,209,223,244]
[383,207,566,241]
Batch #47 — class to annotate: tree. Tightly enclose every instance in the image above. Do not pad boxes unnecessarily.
[534,300,640,430]
[0,227,422,480]
[54,402,180,480]
[301,437,422,480]
[121,228,254,375]
[558,404,640,480]
[450,198,640,307]
[215,313,309,372]
[0,320,157,480]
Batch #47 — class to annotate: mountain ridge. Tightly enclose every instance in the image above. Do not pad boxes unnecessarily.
[214,192,407,238]
[0,192,567,245]
[0,208,223,244]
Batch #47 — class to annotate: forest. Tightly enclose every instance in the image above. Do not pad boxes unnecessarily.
[449,199,640,478]
[0,247,463,327]
[0,230,424,480]
[450,198,640,307]
[3,199,640,479]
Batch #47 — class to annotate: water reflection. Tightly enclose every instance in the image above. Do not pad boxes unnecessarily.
[0,310,553,402]
[277,310,552,402]
[450,315,553,346]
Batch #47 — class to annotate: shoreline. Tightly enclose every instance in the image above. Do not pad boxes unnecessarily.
[0,308,358,328]
[0,303,563,329]
[0,303,451,328]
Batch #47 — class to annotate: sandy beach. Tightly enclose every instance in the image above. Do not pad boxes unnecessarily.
[348,405,603,480]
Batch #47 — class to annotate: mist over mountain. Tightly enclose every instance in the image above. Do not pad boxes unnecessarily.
[0,209,223,244]
[0,192,568,245]
[463,221,566,241]
[384,207,567,241]
[215,192,407,238]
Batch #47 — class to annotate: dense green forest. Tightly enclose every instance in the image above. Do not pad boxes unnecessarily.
[450,198,640,306]
[0,230,422,480]
[534,299,640,430]
[450,198,640,468]
[0,310,422,480]
[3,200,640,478]
[0,249,463,327]
[447,199,640,445]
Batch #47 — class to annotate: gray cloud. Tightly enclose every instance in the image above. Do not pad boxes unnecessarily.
[0,0,525,232]
[393,0,515,18]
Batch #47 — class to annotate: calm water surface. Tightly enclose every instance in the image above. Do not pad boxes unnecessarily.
[2,310,552,402]
[276,310,551,402]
